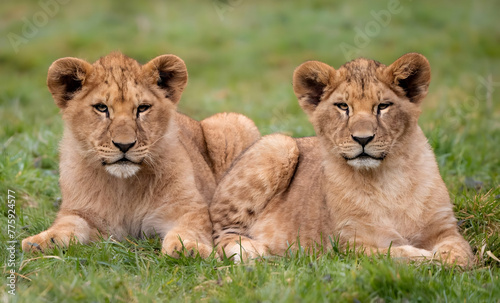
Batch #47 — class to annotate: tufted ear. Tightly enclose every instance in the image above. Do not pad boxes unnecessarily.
[47,57,93,109]
[142,54,188,105]
[383,53,431,104]
[293,61,336,116]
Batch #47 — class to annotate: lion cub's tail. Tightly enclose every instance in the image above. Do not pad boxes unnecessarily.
[201,112,260,183]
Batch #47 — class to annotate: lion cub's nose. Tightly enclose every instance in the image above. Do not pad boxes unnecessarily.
[352,135,374,147]
[112,141,136,153]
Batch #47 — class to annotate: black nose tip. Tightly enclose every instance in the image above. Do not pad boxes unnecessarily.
[112,141,136,153]
[352,135,374,147]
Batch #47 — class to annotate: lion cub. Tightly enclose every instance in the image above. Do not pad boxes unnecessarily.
[210,53,474,266]
[22,52,259,258]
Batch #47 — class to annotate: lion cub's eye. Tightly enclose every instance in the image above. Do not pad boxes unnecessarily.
[137,104,151,114]
[377,102,393,113]
[335,103,349,111]
[93,103,108,113]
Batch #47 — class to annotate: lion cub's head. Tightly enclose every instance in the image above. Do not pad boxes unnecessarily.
[47,52,188,178]
[293,53,431,170]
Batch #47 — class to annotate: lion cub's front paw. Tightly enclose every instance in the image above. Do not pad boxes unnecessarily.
[392,245,434,258]
[222,239,267,263]
[22,231,71,253]
[224,244,259,263]
[162,238,214,259]
[434,243,475,267]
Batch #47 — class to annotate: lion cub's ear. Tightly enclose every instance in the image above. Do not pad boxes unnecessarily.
[142,54,188,105]
[293,61,336,116]
[383,53,431,104]
[47,57,93,109]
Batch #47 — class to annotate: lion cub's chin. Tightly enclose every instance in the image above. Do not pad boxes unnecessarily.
[347,157,382,170]
[105,163,141,178]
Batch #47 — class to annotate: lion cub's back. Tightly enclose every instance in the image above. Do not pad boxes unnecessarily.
[201,112,260,182]
[174,112,260,200]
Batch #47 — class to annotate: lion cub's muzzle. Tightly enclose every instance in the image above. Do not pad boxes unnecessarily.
[101,139,145,178]
[342,134,386,170]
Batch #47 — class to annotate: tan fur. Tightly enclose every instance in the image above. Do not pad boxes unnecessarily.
[22,52,260,258]
[210,53,474,266]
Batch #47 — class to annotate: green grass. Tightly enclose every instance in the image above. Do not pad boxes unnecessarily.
[1,0,499,302]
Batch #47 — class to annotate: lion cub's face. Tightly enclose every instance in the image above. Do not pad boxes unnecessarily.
[293,53,431,170]
[47,52,188,178]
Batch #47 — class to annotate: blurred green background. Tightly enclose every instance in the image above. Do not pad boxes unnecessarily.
[0,0,499,301]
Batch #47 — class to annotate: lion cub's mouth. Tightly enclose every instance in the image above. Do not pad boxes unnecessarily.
[114,157,135,164]
[344,152,386,170]
[344,152,385,161]
[102,157,142,178]
[102,157,140,166]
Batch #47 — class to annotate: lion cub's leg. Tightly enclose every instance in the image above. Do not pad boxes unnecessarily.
[364,245,433,260]
[160,206,215,259]
[344,230,433,261]
[375,235,473,266]
[201,112,260,182]
[22,210,102,252]
[210,134,299,262]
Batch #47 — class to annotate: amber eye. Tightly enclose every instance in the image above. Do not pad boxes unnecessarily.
[335,103,349,111]
[137,104,151,113]
[93,103,108,113]
[377,102,392,112]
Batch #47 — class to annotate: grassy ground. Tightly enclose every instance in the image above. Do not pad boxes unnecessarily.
[1,0,499,302]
